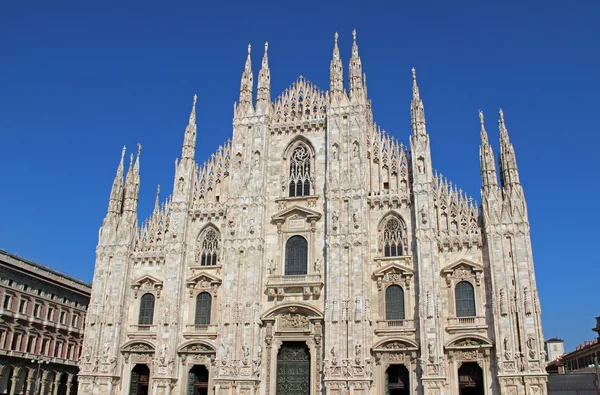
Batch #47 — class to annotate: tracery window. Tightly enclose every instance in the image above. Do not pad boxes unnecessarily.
[289,145,311,197]
[199,228,219,266]
[385,285,405,320]
[383,218,404,257]
[285,236,308,275]
[138,293,155,325]
[455,281,476,317]
[194,292,212,325]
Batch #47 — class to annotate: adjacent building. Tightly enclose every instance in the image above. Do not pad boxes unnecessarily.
[0,249,91,394]
[78,32,547,394]
[546,317,600,375]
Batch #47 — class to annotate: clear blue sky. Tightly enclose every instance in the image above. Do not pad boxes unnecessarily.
[1,0,598,351]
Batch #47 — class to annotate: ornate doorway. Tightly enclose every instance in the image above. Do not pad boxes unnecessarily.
[386,364,409,395]
[276,342,310,395]
[129,364,150,395]
[188,365,209,395]
[458,362,484,395]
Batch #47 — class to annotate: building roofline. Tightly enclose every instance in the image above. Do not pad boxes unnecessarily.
[0,249,91,295]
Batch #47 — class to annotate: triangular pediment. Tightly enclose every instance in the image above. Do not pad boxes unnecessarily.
[272,205,322,223]
[441,259,483,275]
[186,272,221,286]
[131,274,163,287]
[373,263,414,278]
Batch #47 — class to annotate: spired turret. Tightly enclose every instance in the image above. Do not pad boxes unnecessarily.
[235,44,254,117]
[256,42,271,115]
[348,29,364,101]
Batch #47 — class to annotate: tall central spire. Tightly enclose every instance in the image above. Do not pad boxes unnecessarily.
[498,109,520,187]
[181,94,197,160]
[479,110,499,189]
[256,42,271,114]
[411,68,427,136]
[349,29,364,99]
[330,32,344,96]
[237,44,254,114]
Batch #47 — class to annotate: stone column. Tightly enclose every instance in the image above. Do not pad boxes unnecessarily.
[25,368,35,395]
[39,370,49,395]
[8,367,20,395]
[66,373,73,395]
[52,375,61,395]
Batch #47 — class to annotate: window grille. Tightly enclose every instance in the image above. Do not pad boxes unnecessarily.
[289,145,311,197]
[385,285,405,320]
[195,292,212,325]
[455,281,476,317]
[285,236,308,275]
[138,293,155,325]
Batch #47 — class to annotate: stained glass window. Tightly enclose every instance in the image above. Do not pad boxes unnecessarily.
[200,228,219,266]
[385,285,405,320]
[195,292,212,325]
[285,236,308,275]
[384,218,403,257]
[455,281,476,317]
[138,293,155,325]
[289,145,311,197]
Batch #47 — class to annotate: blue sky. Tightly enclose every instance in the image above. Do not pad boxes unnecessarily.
[1,0,598,351]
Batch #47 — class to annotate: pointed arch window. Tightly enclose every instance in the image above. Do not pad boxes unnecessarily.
[383,218,404,257]
[199,228,219,266]
[138,293,155,325]
[385,285,405,320]
[455,281,476,317]
[285,236,308,275]
[195,292,212,325]
[289,145,311,197]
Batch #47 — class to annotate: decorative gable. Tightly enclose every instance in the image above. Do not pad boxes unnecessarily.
[271,205,322,233]
[441,259,483,287]
[185,272,222,296]
[131,275,163,298]
[373,263,414,290]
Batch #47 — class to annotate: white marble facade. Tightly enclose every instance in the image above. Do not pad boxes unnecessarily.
[78,32,547,395]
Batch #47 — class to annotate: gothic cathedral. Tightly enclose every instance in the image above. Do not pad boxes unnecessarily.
[78,32,547,395]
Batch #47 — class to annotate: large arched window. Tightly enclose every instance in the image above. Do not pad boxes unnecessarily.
[385,285,405,320]
[383,217,403,257]
[455,281,476,317]
[285,236,308,275]
[199,228,219,266]
[138,293,155,325]
[289,145,311,197]
[195,292,212,325]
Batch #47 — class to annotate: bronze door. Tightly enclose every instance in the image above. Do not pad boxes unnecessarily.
[276,342,310,395]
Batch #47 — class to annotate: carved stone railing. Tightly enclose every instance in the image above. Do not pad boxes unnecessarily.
[266,274,323,298]
[127,324,158,339]
[446,316,487,333]
[375,319,416,334]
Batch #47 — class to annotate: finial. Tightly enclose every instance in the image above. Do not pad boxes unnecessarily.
[137,143,142,157]
[334,32,339,43]
[264,41,268,53]
[247,43,251,55]
[478,110,485,128]
[352,29,357,42]
[412,67,416,82]
[193,94,197,107]
[121,145,126,161]
[129,153,134,168]
[499,108,505,123]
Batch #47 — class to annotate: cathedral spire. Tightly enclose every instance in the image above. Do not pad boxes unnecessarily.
[349,29,364,100]
[181,94,197,160]
[479,110,499,190]
[123,144,141,215]
[153,184,161,215]
[330,32,344,97]
[106,146,126,216]
[411,68,427,136]
[498,109,521,187]
[256,42,271,114]
[237,44,254,115]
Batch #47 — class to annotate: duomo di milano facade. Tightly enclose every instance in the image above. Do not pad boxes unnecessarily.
[79,32,547,395]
